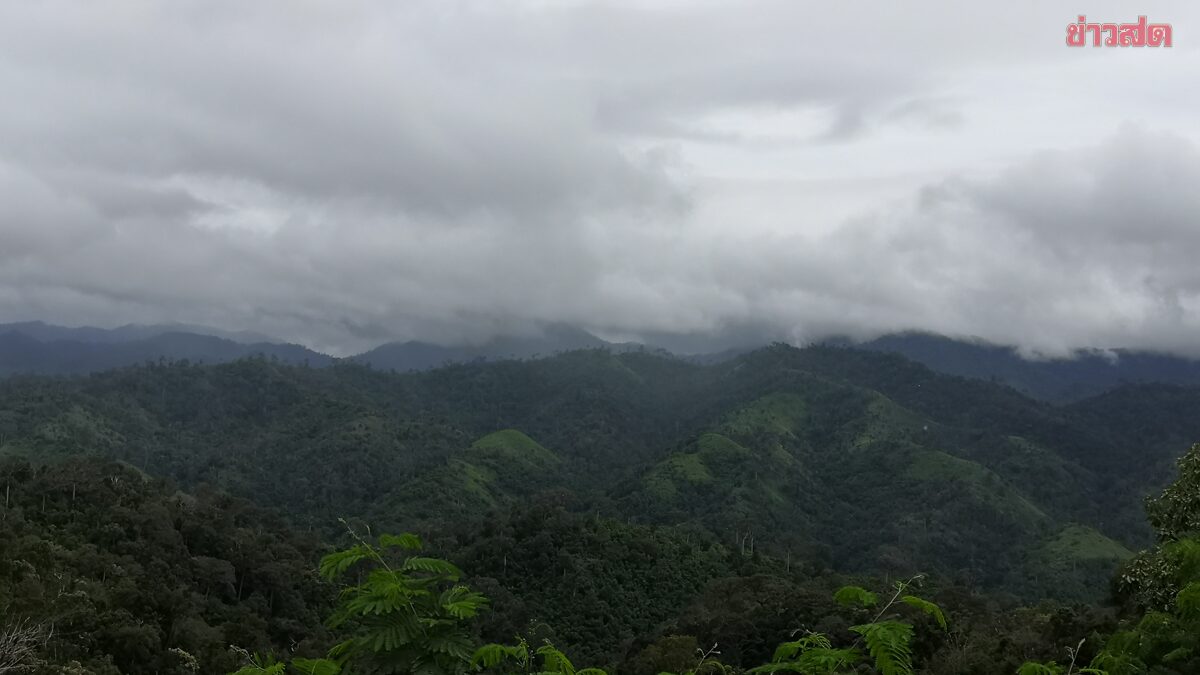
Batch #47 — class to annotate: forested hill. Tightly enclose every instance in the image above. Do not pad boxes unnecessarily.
[0,457,331,673]
[3,344,1198,602]
[4,344,1200,672]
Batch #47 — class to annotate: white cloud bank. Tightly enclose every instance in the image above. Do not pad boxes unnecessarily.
[1,1,1198,355]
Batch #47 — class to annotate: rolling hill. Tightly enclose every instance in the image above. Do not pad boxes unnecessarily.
[1,343,1194,606]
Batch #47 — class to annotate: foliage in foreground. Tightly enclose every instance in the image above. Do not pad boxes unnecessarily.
[232,525,485,675]
[227,442,1200,675]
[232,534,947,675]
[1020,443,1200,674]
[0,456,329,674]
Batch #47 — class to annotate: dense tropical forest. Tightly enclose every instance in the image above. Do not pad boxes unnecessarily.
[2,343,1200,673]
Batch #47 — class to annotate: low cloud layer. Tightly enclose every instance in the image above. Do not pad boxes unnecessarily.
[1,1,1199,355]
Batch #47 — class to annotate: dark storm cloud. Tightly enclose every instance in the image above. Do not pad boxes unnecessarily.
[0,1,1198,355]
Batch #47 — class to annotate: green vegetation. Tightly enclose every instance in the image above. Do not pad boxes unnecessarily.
[227,537,949,675]
[719,393,808,438]
[1018,443,1200,674]
[0,457,329,674]
[905,450,1046,524]
[1,345,1199,673]
[469,430,559,470]
[905,450,992,483]
[1040,526,1134,563]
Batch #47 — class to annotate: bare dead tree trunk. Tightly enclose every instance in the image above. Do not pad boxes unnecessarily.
[0,619,49,673]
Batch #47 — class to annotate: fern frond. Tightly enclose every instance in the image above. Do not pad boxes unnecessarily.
[768,629,835,662]
[413,658,445,675]
[290,658,341,675]
[441,585,489,618]
[319,545,373,581]
[849,621,913,675]
[536,642,576,675]
[327,639,355,660]
[770,634,832,663]
[403,556,463,580]
[798,647,859,672]
[472,643,509,669]
[372,624,413,652]
[474,640,531,669]
[834,586,878,608]
[343,578,421,617]
[379,533,424,550]
[428,633,475,660]
[900,595,948,630]
[752,646,860,674]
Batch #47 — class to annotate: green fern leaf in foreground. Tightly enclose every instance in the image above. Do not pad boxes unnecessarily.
[290,658,342,675]
[849,621,913,675]
[380,533,425,550]
[833,585,878,608]
[769,634,832,663]
[899,595,948,630]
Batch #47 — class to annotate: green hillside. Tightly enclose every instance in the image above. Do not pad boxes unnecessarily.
[0,349,1165,577]
[2,346,1200,673]
[0,346,1176,600]
[469,428,560,470]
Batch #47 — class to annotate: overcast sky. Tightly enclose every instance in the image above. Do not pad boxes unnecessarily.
[1,1,1199,356]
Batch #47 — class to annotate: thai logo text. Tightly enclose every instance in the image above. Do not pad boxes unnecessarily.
[1066,16,1172,47]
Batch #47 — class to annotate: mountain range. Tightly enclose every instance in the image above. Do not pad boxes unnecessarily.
[3,341,1199,604]
[5,320,1200,404]
[4,328,1200,672]
[0,327,333,376]
[857,331,1200,402]
[0,320,280,344]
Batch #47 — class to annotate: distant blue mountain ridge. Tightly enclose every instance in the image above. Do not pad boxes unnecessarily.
[2,321,1199,401]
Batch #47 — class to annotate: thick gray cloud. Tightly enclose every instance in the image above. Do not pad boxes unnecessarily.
[1,1,1198,355]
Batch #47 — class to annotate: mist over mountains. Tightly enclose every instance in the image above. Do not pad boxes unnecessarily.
[858,332,1200,402]
[4,320,1200,403]
[0,323,333,376]
[0,320,281,345]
